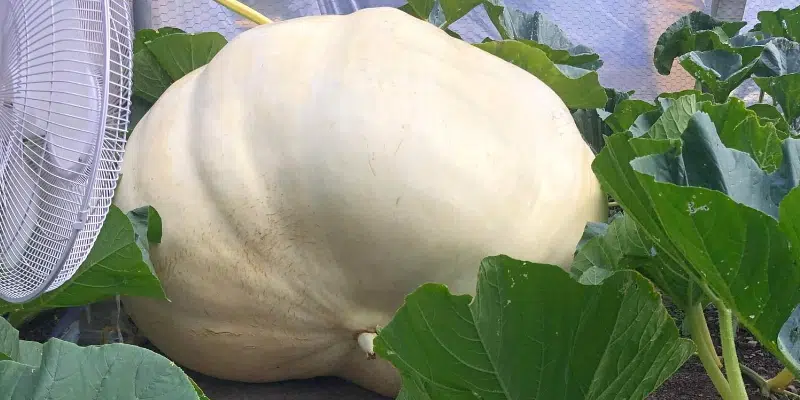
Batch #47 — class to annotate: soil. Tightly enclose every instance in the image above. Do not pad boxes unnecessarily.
[12,299,799,400]
[647,296,798,400]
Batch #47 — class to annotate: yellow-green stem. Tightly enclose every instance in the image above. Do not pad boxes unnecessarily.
[767,368,795,391]
[694,304,723,369]
[717,306,748,399]
[687,303,732,399]
[214,0,273,24]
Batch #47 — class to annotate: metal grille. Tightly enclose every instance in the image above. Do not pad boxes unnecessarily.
[0,0,133,303]
[136,0,796,101]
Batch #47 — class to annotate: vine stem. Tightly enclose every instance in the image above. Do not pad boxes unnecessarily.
[695,303,723,369]
[717,305,749,400]
[687,303,732,399]
[767,368,796,391]
[214,0,273,24]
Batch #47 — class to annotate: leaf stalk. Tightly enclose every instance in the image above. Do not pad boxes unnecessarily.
[687,303,732,399]
[214,0,273,24]
[717,305,749,400]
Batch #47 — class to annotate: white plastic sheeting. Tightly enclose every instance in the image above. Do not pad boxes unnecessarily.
[131,0,797,100]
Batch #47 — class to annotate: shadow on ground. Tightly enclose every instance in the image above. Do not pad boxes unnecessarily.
[188,371,391,400]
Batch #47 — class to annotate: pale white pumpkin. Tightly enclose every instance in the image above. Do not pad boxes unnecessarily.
[114,6,608,398]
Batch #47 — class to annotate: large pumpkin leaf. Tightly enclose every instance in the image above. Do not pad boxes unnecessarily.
[702,97,789,172]
[142,32,227,84]
[749,103,793,135]
[754,6,800,42]
[602,99,659,134]
[647,94,705,140]
[401,0,481,29]
[132,27,186,54]
[755,73,800,125]
[0,206,167,326]
[572,88,634,154]
[653,11,747,75]
[591,109,800,378]
[601,92,710,140]
[754,37,800,77]
[398,0,608,109]
[132,48,173,105]
[475,40,607,109]
[570,214,703,310]
[481,5,602,70]
[751,38,800,125]
[605,92,790,170]
[131,28,227,131]
[374,256,695,400]
[678,49,760,102]
[0,317,204,400]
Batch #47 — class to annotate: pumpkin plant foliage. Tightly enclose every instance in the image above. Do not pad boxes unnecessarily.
[399,0,608,111]
[374,256,694,400]
[0,316,205,400]
[0,204,202,400]
[130,28,227,134]
[375,2,800,400]
[0,205,168,328]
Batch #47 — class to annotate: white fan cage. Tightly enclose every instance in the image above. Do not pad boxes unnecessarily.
[133,0,795,102]
[0,0,134,303]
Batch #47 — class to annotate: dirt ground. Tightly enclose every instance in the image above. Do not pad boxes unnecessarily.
[647,297,798,400]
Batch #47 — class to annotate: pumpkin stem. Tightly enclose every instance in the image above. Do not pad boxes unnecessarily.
[214,0,273,24]
[357,332,378,359]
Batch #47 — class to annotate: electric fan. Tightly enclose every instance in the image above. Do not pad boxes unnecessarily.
[0,0,134,303]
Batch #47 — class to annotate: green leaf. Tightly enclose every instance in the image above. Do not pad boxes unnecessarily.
[475,40,608,109]
[0,317,203,400]
[646,94,703,140]
[144,32,227,82]
[653,11,747,75]
[132,47,173,104]
[572,88,633,153]
[374,256,694,400]
[729,31,773,48]
[591,119,800,379]
[678,49,759,102]
[576,220,611,251]
[603,99,659,133]
[0,205,167,318]
[128,96,153,135]
[631,114,799,217]
[571,214,703,309]
[606,91,791,171]
[628,110,663,138]
[128,205,163,245]
[703,97,788,172]
[778,188,800,373]
[133,27,186,54]
[656,89,715,104]
[749,103,793,134]
[756,6,800,42]
[482,6,602,70]
[755,73,800,124]
[133,31,227,104]
[189,376,212,400]
[0,320,42,367]
[755,37,800,77]
[401,0,480,30]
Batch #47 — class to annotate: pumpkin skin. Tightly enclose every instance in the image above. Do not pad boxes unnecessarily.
[114,6,608,398]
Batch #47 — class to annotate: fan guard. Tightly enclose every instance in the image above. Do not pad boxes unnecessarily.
[0,0,133,303]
